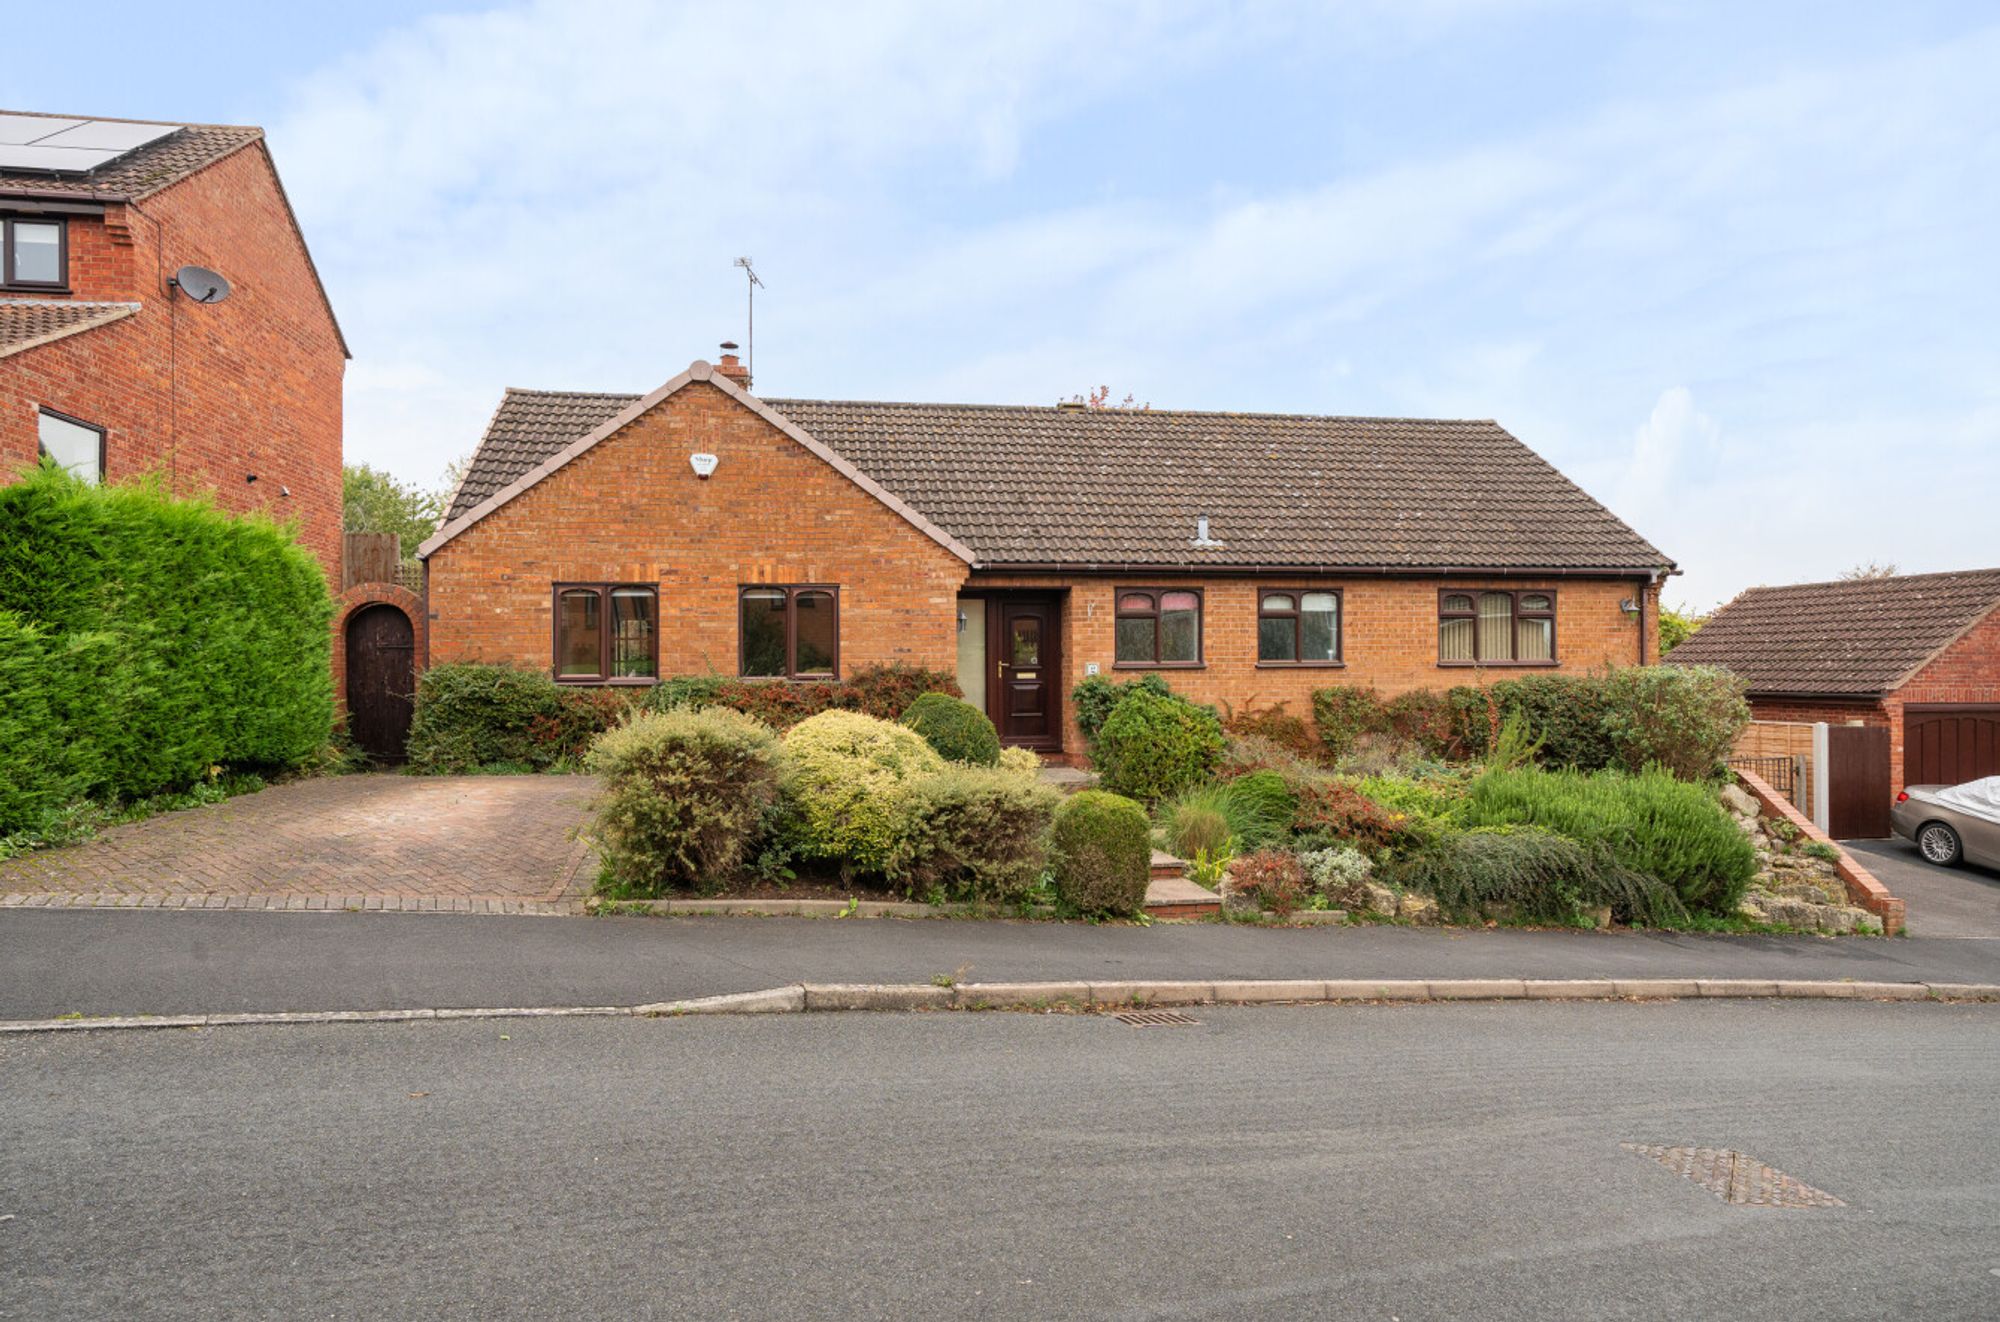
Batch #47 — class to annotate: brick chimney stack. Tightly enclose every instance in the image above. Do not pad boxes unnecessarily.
[715,341,752,391]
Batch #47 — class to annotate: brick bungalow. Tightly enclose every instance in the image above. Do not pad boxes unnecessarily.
[1668,568,2000,792]
[419,352,1674,760]
[0,109,347,579]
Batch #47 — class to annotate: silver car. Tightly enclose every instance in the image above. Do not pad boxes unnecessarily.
[1893,777,2000,869]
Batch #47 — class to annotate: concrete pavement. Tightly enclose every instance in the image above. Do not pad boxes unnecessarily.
[4,907,1999,1020]
[5,1001,1998,1319]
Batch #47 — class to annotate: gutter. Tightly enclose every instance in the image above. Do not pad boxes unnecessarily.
[970,562,1678,580]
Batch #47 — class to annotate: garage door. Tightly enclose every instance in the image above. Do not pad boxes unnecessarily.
[1904,706,2000,786]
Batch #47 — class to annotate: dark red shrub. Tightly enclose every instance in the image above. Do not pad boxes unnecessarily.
[1292,779,1403,853]
[1229,848,1309,915]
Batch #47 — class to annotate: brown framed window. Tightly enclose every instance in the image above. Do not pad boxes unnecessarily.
[1115,588,1202,666]
[740,585,839,679]
[37,408,104,484]
[553,584,657,683]
[1258,589,1342,665]
[3,217,66,289]
[1439,589,1556,665]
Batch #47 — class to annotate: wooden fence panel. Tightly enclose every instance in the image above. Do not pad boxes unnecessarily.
[342,532,401,591]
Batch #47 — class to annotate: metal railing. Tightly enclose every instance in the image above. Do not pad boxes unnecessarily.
[1728,753,1807,809]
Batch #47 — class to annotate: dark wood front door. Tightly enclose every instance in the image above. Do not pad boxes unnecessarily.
[1827,723,1892,839]
[345,604,415,763]
[994,599,1060,749]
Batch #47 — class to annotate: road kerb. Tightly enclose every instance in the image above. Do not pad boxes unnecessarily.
[3,979,1992,1033]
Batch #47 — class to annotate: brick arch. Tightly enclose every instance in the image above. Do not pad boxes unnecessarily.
[332,582,426,718]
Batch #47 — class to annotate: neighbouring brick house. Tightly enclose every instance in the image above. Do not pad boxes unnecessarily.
[420,352,1674,760]
[0,110,347,579]
[1668,569,2000,793]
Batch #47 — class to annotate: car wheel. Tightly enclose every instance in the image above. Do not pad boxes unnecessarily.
[1916,822,1963,867]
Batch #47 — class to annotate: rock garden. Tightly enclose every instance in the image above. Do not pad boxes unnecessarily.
[397,657,1880,934]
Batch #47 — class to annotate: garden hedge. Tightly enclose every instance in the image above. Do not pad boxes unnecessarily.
[0,466,333,834]
[647,664,960,729]
[1092,685,1225,801]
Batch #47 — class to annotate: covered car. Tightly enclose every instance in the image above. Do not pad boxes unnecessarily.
[1892,776,2000,869]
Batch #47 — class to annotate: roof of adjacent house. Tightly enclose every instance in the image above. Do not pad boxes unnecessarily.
[0,110,348,358]
[440,374,1672,573]
[1666,568,2000,696]
[0,112,262,201]
[0,299,138,360]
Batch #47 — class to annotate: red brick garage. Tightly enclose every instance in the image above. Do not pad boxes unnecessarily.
[1668,568,2000,823]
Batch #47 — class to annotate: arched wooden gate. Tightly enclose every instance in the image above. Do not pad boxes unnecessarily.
[344,603,416,762]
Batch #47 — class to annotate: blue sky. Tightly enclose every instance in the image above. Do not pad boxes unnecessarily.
[12,0,1997,608]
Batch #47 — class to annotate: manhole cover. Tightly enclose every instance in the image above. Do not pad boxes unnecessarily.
[1115,1009,1200,1027]
[1621,1144,1844,1208]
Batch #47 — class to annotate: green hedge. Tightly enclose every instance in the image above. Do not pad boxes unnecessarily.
[405,663,634,773]
[0,466,332,833]
[1309,667,1748,780]
[646,664,960,729]
[1092,686,1225,801]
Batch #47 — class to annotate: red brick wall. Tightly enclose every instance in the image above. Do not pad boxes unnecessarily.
[0,141,345,581]
[425,381,972,674]
[972,573,1658,756]
[1885,605,2000,789]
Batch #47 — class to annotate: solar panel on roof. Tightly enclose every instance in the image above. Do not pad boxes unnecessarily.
[0,118,179,174]
[0,115,85,145]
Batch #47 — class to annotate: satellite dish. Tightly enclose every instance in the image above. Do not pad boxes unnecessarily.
[172,265,231,304]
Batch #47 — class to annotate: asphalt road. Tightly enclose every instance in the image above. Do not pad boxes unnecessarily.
[3,909,2000,1019]
[1842,836,2000,938]
[5,1001,1998,1319]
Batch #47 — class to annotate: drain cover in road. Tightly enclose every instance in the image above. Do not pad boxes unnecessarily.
[1115,1010,1200,1027]
[1621,1144,1844,1208]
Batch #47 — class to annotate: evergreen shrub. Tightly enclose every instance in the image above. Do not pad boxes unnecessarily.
[1049,789,1151,916]
[900,691,1001,766]
[0,466,332,833]
[585,707,782,895]
[884,765,1060,902]
[780,710,945,872]
[1093,687,1225,801]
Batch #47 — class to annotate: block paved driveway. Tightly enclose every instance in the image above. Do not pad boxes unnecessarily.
[0,774,599,909]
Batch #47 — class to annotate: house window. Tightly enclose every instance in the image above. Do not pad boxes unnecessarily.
[1258,589,1342,664]
[740,585,839,679]
[37,409,103,484]
[553,584,657,683]
[1115,588,1202,666]
[3,218,66,289]
[1439,590,1556,664]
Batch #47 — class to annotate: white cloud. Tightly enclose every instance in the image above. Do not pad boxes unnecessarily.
[277,4,2000,605]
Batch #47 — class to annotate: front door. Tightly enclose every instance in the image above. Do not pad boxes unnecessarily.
[994,598,1060,749]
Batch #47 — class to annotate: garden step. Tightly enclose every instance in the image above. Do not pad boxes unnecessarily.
[1145,874,1221,919]
[1035,765,1099,794]
[1150,849,1188,882]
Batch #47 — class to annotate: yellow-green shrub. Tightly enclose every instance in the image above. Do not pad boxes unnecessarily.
[780,710,945,872]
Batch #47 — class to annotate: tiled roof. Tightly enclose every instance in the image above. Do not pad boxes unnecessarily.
[1666,568,2000,696]
[446,384,1672,572]
[0,299,137,360]
[0,111,261,201]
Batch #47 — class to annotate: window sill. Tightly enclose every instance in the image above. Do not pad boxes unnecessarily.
[1112,662,1206,671]
[554,676,660,687]
[737,674,840,683]
[1256,661,1346,669]
[1436,660,1560,669]
[1,285,72,296]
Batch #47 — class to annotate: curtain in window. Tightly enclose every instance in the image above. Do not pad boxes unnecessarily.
[1115,592,1157,663]
[1159,591,1201,663]
[1300,592,1338,662]
[1516,593,1554,662]
[1258,593,1297,662]
[1440,593,1475,662]
[1477,593,1513,660]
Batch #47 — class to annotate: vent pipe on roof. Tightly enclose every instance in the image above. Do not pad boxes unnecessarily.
[1192,514,1221,548]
